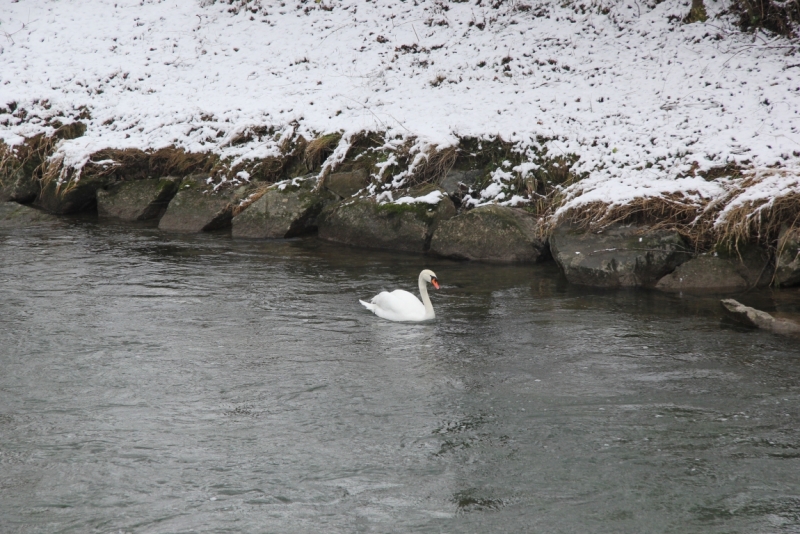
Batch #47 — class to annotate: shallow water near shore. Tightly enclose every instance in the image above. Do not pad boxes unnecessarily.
[1,219,799,533]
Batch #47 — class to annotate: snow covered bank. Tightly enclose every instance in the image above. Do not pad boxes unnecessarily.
[1,0,799,244]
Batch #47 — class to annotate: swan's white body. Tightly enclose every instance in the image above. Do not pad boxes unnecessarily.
[360,269,439,322]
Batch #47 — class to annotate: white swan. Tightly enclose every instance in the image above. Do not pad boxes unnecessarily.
[360,269,440,322]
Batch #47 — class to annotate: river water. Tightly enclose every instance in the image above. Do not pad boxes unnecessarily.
[1,219,799,533]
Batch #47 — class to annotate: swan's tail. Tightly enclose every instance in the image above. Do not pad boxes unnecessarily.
[359,299,376,312]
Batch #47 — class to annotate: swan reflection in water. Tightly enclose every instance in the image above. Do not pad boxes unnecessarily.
[360,269,440,322]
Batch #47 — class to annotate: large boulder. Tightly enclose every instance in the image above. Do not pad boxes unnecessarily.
[0,165,39,204]
[429,204,548,262]
[721,299,800,336]
[0,201,59,228]
[550,223,690,288]
[318,186,456,253]
[776,226,800,287]
[656,242,770,292]
[324,169,369,199]
[34,172,110,215]
[656,255,748,292]
[232,176,333,239]
[158,176,250,233]
[97,177,179,221]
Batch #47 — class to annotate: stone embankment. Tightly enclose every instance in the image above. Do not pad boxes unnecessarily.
[2,167,800,294]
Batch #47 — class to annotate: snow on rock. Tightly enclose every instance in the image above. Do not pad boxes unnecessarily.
[1,0,799,227]
[393,190,444,206]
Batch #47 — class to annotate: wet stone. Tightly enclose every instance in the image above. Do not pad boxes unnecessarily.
[429,204,548,263]
[35,172,110,215]
[721,299,800,336]
[159,176,250,233]
[1,157,44,204]
[550,222,690,288]
[776,226,800,287]
[232,176,333,239]
[318,185,455,253]
[656,255,749,293]
[97,177,179,221]
[0,201,59,228]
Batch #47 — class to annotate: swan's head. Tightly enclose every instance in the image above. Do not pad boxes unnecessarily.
[421,269,440,289]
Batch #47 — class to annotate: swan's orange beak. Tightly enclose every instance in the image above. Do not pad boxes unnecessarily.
[431,278,440,289]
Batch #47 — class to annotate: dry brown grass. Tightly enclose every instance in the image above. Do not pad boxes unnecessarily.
[1,134,58,194]
[304,133,341,171]
[408,145,457,186]
[716,192,800,248]
[548,168,800,254]
[550,193,714,249]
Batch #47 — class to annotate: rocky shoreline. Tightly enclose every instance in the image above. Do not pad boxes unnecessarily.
[2,164,800,296]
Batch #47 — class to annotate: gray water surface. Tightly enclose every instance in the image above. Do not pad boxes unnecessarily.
[1,220,799,533]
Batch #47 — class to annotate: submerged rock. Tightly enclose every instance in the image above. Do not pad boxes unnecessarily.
[232,176,333,239]
[324,169,369,199]
[429,204,548,263]
[721,299,800,336]
[0,201,59,227]
[656,255,749,292]
[159,176,250,233]
[550,223,690,287]
[318,186,456,253]
[97,177,179,221]
[776,226,800,287]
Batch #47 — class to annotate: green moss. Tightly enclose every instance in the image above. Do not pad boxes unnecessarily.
[374,199,437,222]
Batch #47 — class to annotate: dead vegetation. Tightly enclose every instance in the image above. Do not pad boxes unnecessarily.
[303,133,341,170]
[729,0,800,37]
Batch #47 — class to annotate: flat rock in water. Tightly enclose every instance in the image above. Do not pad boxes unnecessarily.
[159,176,249,233]
[324,169,368,199]
[550,223,690,288]
[656,255,749,292]
[429,204,548,262]
[0,201,59,227]
[97,177,179,221]
[232,176,332,239]
[721,299,800,336]
[776,226,800,287]
[318,186,455,253]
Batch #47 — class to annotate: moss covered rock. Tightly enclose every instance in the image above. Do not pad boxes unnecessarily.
[318,186,455,253]
[429,204,547,262]
[0,201,59,228]
[97,177,179,221]
[158,176,250,233]
[232,176,333,239]
[776,226,800,287]
[550,223,690,288]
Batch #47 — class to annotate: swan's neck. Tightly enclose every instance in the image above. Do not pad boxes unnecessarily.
[418,274,435,320]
